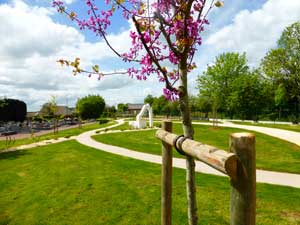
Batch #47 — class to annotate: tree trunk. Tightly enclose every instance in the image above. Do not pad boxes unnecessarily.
[178,61,198,225]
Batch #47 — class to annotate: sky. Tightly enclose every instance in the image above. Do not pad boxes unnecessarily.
[0,0,300,111]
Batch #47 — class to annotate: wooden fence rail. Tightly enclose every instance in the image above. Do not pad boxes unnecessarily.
[156,120,256,225]
[155,129,238,179]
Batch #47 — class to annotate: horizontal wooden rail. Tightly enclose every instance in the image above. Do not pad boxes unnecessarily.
[155,129,238,179]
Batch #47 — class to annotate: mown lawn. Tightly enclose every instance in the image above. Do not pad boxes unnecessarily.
[232,121,300,133]
[0,121,116,151]
[0,141,300,224]
[93,123,300,174]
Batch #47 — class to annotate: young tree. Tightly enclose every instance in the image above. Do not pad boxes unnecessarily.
[40,96,59,133]
[52,0,224,223]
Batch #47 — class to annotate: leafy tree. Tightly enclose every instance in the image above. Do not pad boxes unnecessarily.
[40,103,53,117]
[117,103,128,113]
[198,52,249,119]
[0,99,27,122]
[103,105,117,118]
[197,95,212,118]
[261,22,300,123]
[274,84,288,120]
[76,95,105,120]
[52,0,224,222]
[144,95,155,106]
[151,95,168,115]
[228,71,267,121]
[40,96,59,133]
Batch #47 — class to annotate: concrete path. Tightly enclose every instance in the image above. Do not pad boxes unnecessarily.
[76,124,300,188]
[1,121,125,153]
[3,119,300,188]
[191,121,300,147]
[0,122,96,141]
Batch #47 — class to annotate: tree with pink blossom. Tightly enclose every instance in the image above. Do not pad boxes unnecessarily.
[52,0,223,224]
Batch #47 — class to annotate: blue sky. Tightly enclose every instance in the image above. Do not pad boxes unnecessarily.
[0,0,300,111]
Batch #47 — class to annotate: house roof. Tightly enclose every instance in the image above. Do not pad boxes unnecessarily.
[26,112,39,118]
[55,106,75,115]
[127,104,144,110]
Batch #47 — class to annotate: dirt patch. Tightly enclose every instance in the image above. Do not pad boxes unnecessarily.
[208,126,222,131]
[17,172,27,177]
[280,211,300,223]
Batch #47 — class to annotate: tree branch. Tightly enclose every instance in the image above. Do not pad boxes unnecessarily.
[155,11,181,56]
[132,16,172,89]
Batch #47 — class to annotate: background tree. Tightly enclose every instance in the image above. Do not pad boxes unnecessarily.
[52,0,224,223]
[197,52,249,122]
[261,21,300,123]
[0,99,27,122]
[227,71,268,121]
[195,95,211,119]
[76,95,105,120]
[144,94,155,106]
[103,105,117,118]
[117,103,128,114]
[274,84,288,120]
[40,96,59,133]
[151,95,169,115]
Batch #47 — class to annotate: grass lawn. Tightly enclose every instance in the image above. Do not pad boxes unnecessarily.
[109,121,162,131]
[0,121,116,151]
[232,121,300,133]
[93,123,300,174]
[0,141,300,224]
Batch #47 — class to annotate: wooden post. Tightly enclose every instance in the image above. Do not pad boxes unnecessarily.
[161,120,173,225]
[230,133,256,225]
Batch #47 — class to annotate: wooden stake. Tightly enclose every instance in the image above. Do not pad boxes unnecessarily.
[161,120,173,225]
[230,133,256,225]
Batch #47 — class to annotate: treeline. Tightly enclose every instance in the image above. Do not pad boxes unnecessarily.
[197,22,300,123]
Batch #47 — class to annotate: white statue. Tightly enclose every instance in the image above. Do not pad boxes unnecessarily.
[129,103,153,129]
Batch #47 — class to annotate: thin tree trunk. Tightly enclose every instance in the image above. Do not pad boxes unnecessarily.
[179,61,198,225]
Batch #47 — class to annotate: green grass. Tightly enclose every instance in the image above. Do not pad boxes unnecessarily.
[109,122,132,130]
[93,123,300,174]
[0,141,300,224]
[232,121,300,133]
[0,121,116,151]
[109,121,161,131]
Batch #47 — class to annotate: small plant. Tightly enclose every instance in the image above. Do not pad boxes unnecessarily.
[289,115,299,124]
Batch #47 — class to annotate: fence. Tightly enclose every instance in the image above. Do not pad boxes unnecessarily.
[155,120,256,225]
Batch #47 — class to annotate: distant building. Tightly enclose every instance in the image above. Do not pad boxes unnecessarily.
[26,112,39,119]
[127,104,144,115]
[55,106,75,116]
[39,105,75,117]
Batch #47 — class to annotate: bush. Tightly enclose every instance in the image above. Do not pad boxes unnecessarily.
[76,95,105,120]
[97,118,109,124]
[289,115,299,124]
[0,99,27,122]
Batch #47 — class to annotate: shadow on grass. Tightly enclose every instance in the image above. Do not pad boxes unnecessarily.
[0,150,31,160]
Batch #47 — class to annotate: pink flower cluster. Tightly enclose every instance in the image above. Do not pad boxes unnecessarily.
[52,0,211,101]
[163,88,179,101]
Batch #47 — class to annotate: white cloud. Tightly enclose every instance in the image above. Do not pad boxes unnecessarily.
[0,0,153,111]
[205,0,300,66]
[1,0,300,111]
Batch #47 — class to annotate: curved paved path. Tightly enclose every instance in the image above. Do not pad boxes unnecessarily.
[191,121,300,146]
[76,120,300,188]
